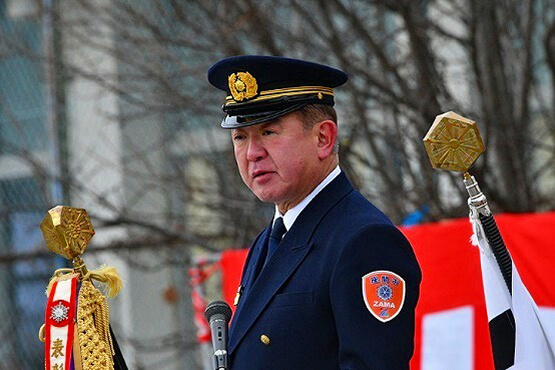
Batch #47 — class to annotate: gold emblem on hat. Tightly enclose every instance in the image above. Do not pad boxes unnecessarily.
[423,111,485,172]
[228,71,258,102]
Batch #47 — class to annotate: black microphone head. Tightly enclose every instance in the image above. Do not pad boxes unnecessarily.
[204,300,232,322]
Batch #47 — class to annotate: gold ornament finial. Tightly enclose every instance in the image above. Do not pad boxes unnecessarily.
[423,111,485,172]
[40,206,95,260]
[40,206,124,369]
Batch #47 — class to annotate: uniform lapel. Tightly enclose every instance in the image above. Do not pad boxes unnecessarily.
[242,225,271,296]
[229,225,271,335]
[228,172,354,354]
[228,239,314,353]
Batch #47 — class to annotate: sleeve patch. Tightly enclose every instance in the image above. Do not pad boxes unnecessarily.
[362,270,406,322]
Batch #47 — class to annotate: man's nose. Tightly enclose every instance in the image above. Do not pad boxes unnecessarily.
[246,137,267,161]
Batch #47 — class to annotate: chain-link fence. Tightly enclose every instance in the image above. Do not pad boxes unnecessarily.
[0,4,58,367]
[0,2,208,368]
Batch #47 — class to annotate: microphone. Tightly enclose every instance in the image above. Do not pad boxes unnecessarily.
[204,301,232,370]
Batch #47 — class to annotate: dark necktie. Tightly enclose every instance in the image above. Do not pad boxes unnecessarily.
[265,217,286,264]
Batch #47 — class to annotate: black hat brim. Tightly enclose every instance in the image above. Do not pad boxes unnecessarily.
[221,103,306,129]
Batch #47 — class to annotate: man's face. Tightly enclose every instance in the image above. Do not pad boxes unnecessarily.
[231,113,324,212]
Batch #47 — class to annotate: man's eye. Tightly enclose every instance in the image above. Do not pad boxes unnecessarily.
[233,135,245,141]
[262,130,276,136]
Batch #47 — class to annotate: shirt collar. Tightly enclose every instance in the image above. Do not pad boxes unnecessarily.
[273,165,341,231]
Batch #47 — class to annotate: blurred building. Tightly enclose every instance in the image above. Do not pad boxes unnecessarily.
[0,0,206,369]
[0,1,59,368]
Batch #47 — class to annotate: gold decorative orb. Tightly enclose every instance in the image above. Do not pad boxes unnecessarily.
[40,206,95,260]
[423,111,485,172]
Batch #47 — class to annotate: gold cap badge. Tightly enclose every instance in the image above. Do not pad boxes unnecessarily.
[228,71,258,102]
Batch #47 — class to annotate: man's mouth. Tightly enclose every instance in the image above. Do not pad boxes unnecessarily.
[252,170,272,179]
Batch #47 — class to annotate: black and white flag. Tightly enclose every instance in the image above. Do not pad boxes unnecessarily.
[470,209,555,369]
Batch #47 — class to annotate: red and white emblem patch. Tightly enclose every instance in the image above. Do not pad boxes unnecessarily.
[362,270,405,323]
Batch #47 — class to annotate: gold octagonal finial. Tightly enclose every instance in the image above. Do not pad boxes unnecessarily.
[423,111,485,172]
[40,206,95,260]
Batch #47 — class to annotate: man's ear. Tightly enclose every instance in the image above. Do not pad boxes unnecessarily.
[316,120,337,160]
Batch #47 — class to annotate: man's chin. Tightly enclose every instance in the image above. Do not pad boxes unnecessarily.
[252,190,281,205]
[255,194,278,204]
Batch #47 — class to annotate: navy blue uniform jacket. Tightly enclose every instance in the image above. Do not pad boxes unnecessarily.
[229,172,422,369]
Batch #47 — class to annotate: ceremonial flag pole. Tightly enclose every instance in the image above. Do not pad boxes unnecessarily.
[38,206,128,370]
[423,112,555,370]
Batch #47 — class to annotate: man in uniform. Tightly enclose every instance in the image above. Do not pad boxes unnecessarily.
[207,55,421,369]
